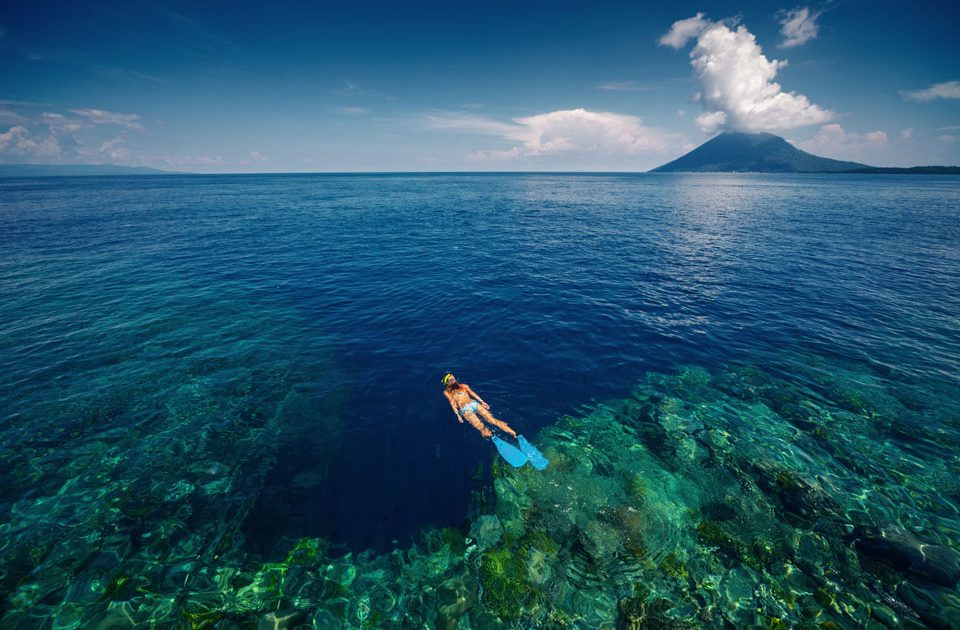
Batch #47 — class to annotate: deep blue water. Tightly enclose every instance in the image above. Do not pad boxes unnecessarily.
[1,172,958,562]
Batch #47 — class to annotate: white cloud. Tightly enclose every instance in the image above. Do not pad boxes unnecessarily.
[419,112,521,136]
[0,125,28,151]
[0,109,23,124]
[43,112,83,133]
[0,125,61,157]
[69,108,143,130]
[514,109,670,156]
[663,15,833,133]
[231,150,268,169]
[798,123,888,160]
[695,111,727,134]
[0,103,148,163]
[105,147,130,161]
[99,136,125,153]
[901,81,960,102]
[938,134,958,144]
[900,128,913,141]
[337,106,369,115]
[778,7,821,48]
[424,108,675,161]
[469,147,523,161]
[597,81,651,92]
[659,13,710,49]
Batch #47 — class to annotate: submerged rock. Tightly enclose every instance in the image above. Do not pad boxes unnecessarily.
[524,547,552,586]
[617,590,692,629]
[436,572,477,629]
[752,460,841,521]
[579,519,625,564]
[854,526,960,586]
[468,515,504,552]
[897,580,960,629]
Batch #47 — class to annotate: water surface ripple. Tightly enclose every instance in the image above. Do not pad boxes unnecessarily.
[0,173,958,626]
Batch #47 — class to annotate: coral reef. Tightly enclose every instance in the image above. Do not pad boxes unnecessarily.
[2,357,958,627]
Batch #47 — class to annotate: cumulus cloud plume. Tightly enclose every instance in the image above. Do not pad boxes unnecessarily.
[659,13,710,49]
[778,7,821,48]
[900,80,960,102]
[662,14,832,133]
[422,108,674,161]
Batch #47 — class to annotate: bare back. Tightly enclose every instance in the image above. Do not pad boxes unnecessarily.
[445,384,474,408]
[442,379,517,439]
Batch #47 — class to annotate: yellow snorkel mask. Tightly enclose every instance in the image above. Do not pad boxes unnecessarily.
[442,373,454,386]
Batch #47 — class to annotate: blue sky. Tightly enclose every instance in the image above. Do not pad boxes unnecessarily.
[1,1,958,171]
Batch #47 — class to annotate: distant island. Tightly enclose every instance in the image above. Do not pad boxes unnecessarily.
[0,164,175,177]
[650,132,960,174]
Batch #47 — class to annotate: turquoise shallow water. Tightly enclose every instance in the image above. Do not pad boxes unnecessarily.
[0,173,958,627]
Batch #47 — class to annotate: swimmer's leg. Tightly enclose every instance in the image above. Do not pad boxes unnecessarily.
[477,406,517,438]
[462,411,492,438]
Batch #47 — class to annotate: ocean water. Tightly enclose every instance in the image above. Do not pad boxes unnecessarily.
[0,173,958,628]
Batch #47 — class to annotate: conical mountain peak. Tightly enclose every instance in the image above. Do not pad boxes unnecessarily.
[650,131,869,173]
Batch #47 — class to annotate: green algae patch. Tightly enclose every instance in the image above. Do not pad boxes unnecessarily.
[178,595,228,630]
[659,552,689,581]
[285,537,323,566]
[625,472,650,505]
[441,527,468,555]
[518,528,559,557]
[100,574,135,602]
[478,546,541,621]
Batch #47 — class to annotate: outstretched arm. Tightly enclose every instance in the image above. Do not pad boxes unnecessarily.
[465,385,490,409]
[443,391,463,423]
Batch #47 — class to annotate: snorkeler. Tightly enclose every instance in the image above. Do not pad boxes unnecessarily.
[442,373,518,439]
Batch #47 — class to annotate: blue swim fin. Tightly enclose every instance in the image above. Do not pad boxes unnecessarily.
[517,435,549,470]
[492,436,528,468]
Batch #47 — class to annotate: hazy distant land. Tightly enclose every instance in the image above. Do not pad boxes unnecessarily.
[0,164,174,177]
[2,140,958,178]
